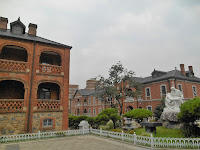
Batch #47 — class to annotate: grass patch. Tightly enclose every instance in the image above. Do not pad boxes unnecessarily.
[134,127,184,138]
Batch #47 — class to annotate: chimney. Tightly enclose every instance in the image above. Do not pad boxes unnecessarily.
[85,78,97,90]
[0,17,8,30]
[180,64,186,76]
[28,23,37,36]
[188,66,193,72]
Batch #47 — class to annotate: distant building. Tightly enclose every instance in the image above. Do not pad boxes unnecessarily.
[71,64,200,116]
[125,64,200,111]
[71,78,111,116]
[0,17,72,135]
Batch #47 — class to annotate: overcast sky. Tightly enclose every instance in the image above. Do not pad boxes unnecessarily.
[0,0,200,88]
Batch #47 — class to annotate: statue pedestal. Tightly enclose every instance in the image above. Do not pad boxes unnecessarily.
[161,111,182,129]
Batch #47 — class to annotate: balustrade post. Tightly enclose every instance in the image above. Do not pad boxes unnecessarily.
[38,130,40,139]
[90,127,92,133]
[134,132,136,144]
[100,128,102,136]
[151,134,154,148]
[122,131,124,141]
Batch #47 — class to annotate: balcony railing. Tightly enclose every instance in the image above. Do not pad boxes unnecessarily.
[39,64,62,75]
[0,59,27,72]
[0,99,24,113]
[36,100,61,111]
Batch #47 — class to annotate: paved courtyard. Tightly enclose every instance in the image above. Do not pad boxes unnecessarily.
[0,135,151,150]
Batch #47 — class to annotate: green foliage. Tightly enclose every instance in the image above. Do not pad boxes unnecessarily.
[134,127,184,138]
[87,116,100,129]
[178,97,200,137]
[154,96,165,120]
[96,62,142,116]
[98,108,121,129]
[69,115,88,129]
[123,109,153,122]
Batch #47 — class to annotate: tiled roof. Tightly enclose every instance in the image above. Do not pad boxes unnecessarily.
[133,70,200,84]
[0,29,72,49]
[78,89,102,96]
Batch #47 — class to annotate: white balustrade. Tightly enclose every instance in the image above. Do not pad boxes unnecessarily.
[1,128,200,149]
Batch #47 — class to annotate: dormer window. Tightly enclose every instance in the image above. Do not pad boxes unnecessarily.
[10,17,26,35]
[12,25,23,35]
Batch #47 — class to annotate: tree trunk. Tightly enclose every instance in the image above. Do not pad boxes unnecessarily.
[113,121,116,129]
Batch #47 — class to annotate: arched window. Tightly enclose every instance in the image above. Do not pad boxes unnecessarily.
[0,45,28,62]
[37,82,60,100]
[0,80,24,99]
[147,105,152,111]
[40,51,61,66]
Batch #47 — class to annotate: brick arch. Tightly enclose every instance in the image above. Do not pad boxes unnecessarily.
[39,49,63,58]
[0,77,27,88]
[36,80,63,90]
[0,42,30,55]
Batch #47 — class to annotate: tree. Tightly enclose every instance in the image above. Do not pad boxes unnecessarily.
[123,109,153,123]
[178,97,200,137]
[98,108,121,129]
[69,115,88,129]
[96,62,142,116]
[154,96,165,120]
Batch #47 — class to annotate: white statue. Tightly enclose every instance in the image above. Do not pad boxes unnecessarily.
[163,86,183,113]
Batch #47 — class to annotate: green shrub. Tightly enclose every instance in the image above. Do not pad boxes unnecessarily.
[109,129,122,132]
[178,97,200,137]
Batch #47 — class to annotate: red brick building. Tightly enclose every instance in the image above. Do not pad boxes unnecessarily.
[71,64,200,116]
[125,64,200,112]
[0,17,72,135]
[71,78,111,116]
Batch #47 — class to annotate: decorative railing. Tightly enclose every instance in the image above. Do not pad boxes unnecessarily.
[0,128,200,149]
[39,64,62,75]
[36,100,61,111]
[0,99,24,112]
[0,59,27,72]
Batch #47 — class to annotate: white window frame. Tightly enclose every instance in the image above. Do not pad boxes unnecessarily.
[145,87,151,99]
[88,108,91,114]
[146,105,152,111]
[192,85,198,97]
[160,84,167,98]
[93,108,96,115]
[88,98,91,104]
[99,108,101,113]
[43,119,53,127]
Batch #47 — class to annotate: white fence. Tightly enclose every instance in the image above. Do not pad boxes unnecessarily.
[1,128,200,149]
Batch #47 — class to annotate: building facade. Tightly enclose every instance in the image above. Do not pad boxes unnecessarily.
[0,17,72,135]
[125,64,200,112]
[71,79,111,116]
[71,64,200,116]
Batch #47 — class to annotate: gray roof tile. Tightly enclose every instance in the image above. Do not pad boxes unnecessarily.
[0,29,72,49]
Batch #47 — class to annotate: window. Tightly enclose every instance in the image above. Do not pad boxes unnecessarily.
[147,105,152,111]
[43,119,53,127]
[99,108,101,113]
[77,109,80,115]
[88,98,91,104]
[88,108,91,114]
[98,99,101,104]
[84,99,87,105]
[192,85,198,97]
[93,108,96,115]
[160,85,167,97]
[93,97,95,105]
[39,88,50,99]
[177,84,182,92]
[84,109,87,113]
[145,87,151,99]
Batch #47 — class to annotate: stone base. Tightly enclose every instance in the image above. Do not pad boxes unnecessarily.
[161,111,179,122]
[163,121,183,129]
